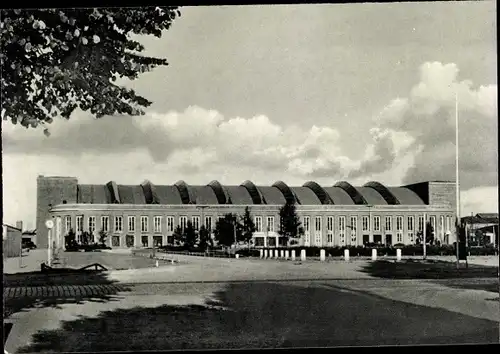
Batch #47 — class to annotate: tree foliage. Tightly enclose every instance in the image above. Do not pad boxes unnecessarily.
[278,201,303,246]
[1,7,181,132]
[240,206,256,246]
[183,221,197,250]
[172,225,183,246]
[198,225,212,251]
[416,221,435,245]
[213,213,242,248]
[98,229,107,245]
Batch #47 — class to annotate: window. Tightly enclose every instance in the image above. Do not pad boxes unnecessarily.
[255,216,263,232]
[141,216,149,233]
[407,216,414,231]
[154,216,162,233]
[373,216,381,232]
[440,215,445,236]
[266,216,275,232]
[88,216,96,234]
[385,216,392,232]
[396,216,403,231]
[166,216,174,232]
[303,216,310,232]
[65,216,72,234]
[101,216,109,233]
[112,236,120,247]
[315,216,322,232]
[418,216,424,232]
[446,216,451,233]
[362,216,369,232]
[205,216,212,231]
[179,216,188,231]
[141,235,149,247]
[396,233,403,243]
[76,215,83,233]
[192,216,200,231]
[350,216,357,244]
[429,216,436,234]
[115,216,123,232]
[339,216,346,232]
[408,232,414,243]
[327,216,334,244]
[128,216,136,232]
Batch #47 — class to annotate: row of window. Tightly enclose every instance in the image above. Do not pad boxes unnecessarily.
[66,214,454,236]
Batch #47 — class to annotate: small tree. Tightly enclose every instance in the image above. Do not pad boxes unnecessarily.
[172,225,184,246]
[183,221,197,250]
[278,201,303,246]
[214,213,242,250]
[198,225,212,251]
[81,231,92,245]
[98,229,107,246]
[240,206,256,248]
[64,228,77,249]
[417,221,434,245]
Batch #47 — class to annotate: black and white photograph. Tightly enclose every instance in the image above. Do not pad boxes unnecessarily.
[2,1,499,352]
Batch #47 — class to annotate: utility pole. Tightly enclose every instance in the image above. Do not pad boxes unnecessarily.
[455,90,460,270]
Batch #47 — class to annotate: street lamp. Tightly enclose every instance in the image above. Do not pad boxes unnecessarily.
[45,219,54,266]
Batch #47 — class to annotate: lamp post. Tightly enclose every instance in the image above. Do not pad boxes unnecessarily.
[45,219,54,266]
[367,205,373,245]
[454,90,461,270]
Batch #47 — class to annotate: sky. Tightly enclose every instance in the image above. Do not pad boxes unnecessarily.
[2,2,498,230]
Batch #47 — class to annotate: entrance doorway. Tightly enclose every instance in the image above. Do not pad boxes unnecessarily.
[385,234,392,246]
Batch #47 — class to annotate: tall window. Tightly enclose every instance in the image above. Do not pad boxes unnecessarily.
[115,216,123,232]
[255,216,263,232]
[327,216,334,243]
[440,215,445,236]
[266,216,275,232]
[339,216,346,245]
[88,216,96,234]
[350,216,357,244]
[205,216,212,231]
[396,216,403,231]
[446,216,451,233]
[154,216,162,233]
[396,233,403,243]
[385,216,392,232]
[140,216,149,233]
[362,216,369,232]
[179,216,188,231]
[418,216,424,232]
[101,216,109,232]
[429,216,436,234]
[408,232,414,243]
[303,216,310,232]
[65,216,72,234]
[128,216,136,232]
[407,216,414,231]
[166,216,174,232]
[76,215,83,233]
[373,216,381,232]
[192,216,200,231]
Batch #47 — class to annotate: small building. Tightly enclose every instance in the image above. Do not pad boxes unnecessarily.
[462,213,499,247]
[2,221,23,258]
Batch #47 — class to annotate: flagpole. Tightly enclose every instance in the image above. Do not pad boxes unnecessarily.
[455,90,460,270]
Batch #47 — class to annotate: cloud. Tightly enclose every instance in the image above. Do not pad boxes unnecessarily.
[372,61,498,190]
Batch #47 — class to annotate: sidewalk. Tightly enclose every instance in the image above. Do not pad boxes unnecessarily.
[3,249,48,274]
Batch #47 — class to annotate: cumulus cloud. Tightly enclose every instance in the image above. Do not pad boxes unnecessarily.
[373,61,498,190]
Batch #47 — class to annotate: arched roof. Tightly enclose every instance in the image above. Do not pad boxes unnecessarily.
[117,185,147,204]
[174,180,196,204]
[155,185,183,205]
[191,186,219,204]
[240,180,264,204]
[225,186,253,205]
[207,180,230,204]
[272,181,297,204]
[303,181,334,205]
[356,187,388,205]
[323,187,355,205]
[290,187,322,205]
[105,181,120,203]
[387,187,425,205]
[333,181,367,205]
[258,186,287,205]
[364,181,400,205]
[140,180,160,204]
[77,184,111,204]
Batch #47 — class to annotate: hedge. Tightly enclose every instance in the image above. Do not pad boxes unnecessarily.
[65,243,112,252]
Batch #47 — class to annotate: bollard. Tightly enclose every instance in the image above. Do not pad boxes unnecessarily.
[280,250,284,258]
[300,249,306,261]
[264,249,268,259]
[155,260,159,268]
[275,250,279,258]
[260,249,263,259]
[236,254,239,259]
[396,249,402,261]
[285,250,290,259]
[320,249,326,261]
[291,250,296,261]
[344,249,350,262]
[371,249,377,261]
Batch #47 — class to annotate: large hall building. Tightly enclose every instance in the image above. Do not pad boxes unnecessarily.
[36,175,458,249]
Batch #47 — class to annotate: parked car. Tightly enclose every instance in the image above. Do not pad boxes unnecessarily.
[22,240,37,250]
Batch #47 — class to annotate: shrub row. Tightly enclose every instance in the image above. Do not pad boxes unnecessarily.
[256,245,498,257]
[65,243,112,252]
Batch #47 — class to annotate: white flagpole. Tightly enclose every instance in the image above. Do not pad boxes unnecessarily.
[455,90,460,269]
